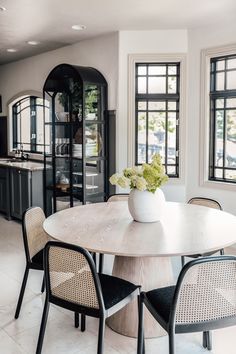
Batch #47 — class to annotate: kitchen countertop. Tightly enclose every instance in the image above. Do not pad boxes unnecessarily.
[0,158,44,171]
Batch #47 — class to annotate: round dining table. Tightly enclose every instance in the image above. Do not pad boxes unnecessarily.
[43,201,236,338]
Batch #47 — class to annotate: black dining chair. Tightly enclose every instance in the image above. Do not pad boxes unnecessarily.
[137,255,236,354]
[15,207,81,329]
[36,241,140,354]
[15,206,50,319]
[181,197,224,267]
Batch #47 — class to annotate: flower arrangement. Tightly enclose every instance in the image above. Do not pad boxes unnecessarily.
[109,154,168,193]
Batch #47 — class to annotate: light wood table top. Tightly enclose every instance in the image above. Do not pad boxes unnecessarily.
[44,201,236,257]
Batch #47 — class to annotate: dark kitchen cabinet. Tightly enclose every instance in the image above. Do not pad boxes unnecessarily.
[43,63,108,216]
[10,168,43,220]
[0,167,10,216]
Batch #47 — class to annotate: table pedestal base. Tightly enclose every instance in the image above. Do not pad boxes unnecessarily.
[106,255,174,338]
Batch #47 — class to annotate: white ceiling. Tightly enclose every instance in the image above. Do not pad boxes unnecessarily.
[0,0,236,65]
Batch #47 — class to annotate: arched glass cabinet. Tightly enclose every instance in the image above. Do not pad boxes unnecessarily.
[43,63,108,215]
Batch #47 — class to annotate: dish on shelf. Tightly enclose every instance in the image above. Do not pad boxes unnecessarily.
[56,183,70,191]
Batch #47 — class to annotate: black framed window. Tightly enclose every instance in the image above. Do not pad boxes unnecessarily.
[135,62,180,177]
[12,96,50,153]
[209,55,236,183]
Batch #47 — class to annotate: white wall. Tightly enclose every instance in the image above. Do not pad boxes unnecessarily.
[117,30,188,201]
[0,32,118,115]
[187,22,236,214]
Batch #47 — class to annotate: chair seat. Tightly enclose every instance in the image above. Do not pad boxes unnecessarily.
[99,274,139,309]
[31,249,44,268]
[146,285,176,323]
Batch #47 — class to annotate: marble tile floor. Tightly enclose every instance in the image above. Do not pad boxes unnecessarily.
[0,214,235,354]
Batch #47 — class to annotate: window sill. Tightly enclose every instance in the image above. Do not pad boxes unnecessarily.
[201,179,236,191]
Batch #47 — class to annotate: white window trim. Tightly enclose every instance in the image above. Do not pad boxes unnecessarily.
[200,43,236,191]
[127,53,187,184]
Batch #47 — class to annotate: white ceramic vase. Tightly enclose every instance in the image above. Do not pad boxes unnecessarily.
[128,188,165,223]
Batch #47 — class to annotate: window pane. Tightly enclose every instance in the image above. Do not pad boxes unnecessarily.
[148,66,166,75]
[226,98,236,108]
[225,110,236,167]
[226,70,236,90]
[215,168,223,178]
[148,112,165,163]
[216,72,225,90]
[36,106,44,152]
[21,109,31,149]
[138,101,147,110]
[138,77,146,93]
[138,66,147,75]
[167,166,176,175]
[148,101,165,110]
[167,117,176,165]
[225,170,236,180]
[216,60,225,71]
[168,66,177,75]
[215,110,224,167]
[216,98,224,109]
[227,58,236,70]
[168,101,177,110]
[137,112,146,164]
[168,76,177,93]
[148,77,166,93]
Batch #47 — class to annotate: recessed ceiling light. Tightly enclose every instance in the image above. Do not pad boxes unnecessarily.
[27,41,40,46]
[72,24,86,31]
[0,6,6,11]
[7,48,18,53]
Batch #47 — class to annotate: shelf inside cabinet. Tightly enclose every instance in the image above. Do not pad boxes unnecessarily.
[73,172,98,177]
[73,184,99,190]
[45,121,72,126]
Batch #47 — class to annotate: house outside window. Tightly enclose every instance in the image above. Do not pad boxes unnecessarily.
[135,62,180,177]
[12,96,50,154]
[209,54,236,183]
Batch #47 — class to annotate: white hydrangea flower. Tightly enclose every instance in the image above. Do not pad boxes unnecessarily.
[135,176,147,191]
[117,176,130,189]
[109,173,120,185]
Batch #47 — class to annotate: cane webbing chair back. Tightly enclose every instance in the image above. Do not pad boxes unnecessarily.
[107,194,129,202]
[47,245,99,309]
[175,259,236,325]
[24,207,50,260]
[188,197,222,210]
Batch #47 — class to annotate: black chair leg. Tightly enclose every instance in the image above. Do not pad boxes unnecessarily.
[137,295,144,354]
[74,312,79,328]
[169,330,175,354]
[99,254,104,274]
[97,317,105,354]
[36,299,50,354]
[41,275,45,293]
[203,331,207,348]
[206,331,212,351]
[181,256,185,268]
[81,314,86,332]
[15,267,29,319]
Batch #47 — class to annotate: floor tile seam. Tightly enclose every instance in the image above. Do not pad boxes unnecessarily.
[2,327,28,354]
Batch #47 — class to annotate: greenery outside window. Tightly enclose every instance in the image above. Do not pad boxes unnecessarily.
[12,96,50,153]
[209,54,236,183]
[135,62,180,177]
